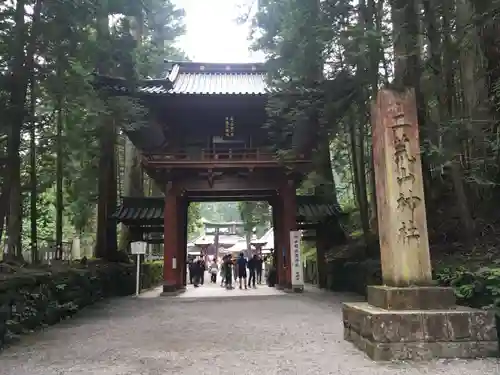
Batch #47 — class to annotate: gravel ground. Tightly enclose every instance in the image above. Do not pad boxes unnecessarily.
[1,286,499,375]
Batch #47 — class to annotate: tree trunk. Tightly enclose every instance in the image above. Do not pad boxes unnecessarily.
[95,1,118,259]
[118,137,144,250]
[29,58,38,263]
[96,118,118,259]
[6,0,42,259]
[450,0,478,243]
[55,92,64,260]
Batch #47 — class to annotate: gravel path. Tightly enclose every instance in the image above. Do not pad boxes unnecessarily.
[1,286,499,375]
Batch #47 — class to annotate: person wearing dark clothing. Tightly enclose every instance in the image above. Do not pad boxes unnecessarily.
[193,260,201,287]
[188,260,194,284]
[236,252,248,289]
[199,260,206,285]
[255,255,263,284]
[209,259,218,283]
[247,254,258,288]
[223,255,233,289]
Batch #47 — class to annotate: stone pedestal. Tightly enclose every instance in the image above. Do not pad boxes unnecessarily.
[343,286,498,360]
[343,89,498,360]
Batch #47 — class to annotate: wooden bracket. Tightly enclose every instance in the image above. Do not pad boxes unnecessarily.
[207,169,215,188]
[166,181,173,193]
[199,169,223,188]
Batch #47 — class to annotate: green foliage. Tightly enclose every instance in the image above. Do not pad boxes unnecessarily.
[187,203,203,239]
[301,241,317,261]
[140,260,163,290]
[313,254,500,311]
[0,260,163,350]
[436,266,500,309]
[199,202,241,223]
[0,0,187,256]
[238,201,271,236]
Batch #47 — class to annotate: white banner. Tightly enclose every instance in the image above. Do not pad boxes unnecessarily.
[289,230,304,289]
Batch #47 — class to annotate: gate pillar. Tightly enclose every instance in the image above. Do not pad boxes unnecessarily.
[162,183,180,294]
[271,198,283,287]
[177,197,188,289]
[280,179,296,289]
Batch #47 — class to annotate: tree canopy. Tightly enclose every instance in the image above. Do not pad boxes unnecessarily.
[1,0,500,264]
[246,0,500,255]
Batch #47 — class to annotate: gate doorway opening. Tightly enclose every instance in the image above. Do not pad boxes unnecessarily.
[186,200,274,296]
[113,194,342,298]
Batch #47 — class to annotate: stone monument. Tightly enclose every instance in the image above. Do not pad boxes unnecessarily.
[342,88,497,360]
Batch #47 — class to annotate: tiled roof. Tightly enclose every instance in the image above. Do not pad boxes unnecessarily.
[92,75,173,95]
[113,195,341,227]
[296,195,343,224]
[166,62,267,95]
[94,62,268,96]
[112,197,164,225]
[256,228,274,250]
[226,240,249,253]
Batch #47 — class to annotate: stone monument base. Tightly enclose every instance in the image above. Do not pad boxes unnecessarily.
[342,286,498,361]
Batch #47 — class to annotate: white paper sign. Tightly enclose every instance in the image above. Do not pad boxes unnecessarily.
[131,241,146,255]
[289,230,304,288]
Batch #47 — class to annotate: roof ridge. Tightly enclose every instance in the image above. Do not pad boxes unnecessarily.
[165,60,267,74]
[178,71,265,75]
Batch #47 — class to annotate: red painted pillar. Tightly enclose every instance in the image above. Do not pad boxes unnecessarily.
[163,184,179,293]
[272,198,284,286]
[176,197,187,290]
[280,179,296,288]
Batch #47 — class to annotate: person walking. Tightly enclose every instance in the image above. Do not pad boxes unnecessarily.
[236,252,248,289]
[193,259,201,287]
[188,259,194,284]
[256,255,263,284]
[209,258,218,283]
[223,255,233,289]
[247,254,258,288]
[233,257,238,282]
[199,259,206,285]
[220,258,226,287]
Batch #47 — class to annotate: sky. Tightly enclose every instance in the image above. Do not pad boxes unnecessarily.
[172,0,265,63]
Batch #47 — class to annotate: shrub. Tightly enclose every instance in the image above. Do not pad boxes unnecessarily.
[141,261,163,290]
[319,255,500,311]
[0,260,163,351]
[436,266,500,309]
[326,259,382,295]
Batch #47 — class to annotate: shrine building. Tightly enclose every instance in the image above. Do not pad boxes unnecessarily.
[100,61,342,293]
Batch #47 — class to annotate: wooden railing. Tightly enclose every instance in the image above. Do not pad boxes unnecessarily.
[144,148,277,162]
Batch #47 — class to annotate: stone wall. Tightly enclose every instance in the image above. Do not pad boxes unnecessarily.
[0,261,163,351]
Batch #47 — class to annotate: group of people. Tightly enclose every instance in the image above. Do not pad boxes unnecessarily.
[188,253,264,290]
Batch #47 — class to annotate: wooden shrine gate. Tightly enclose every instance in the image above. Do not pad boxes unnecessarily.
[114,194,341,292]
[99,61,343,293]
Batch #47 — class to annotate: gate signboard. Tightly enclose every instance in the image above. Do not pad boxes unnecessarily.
[131,241,147,296]
[289,230,304,290]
